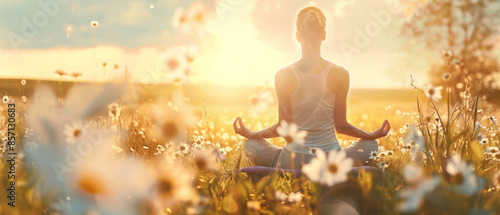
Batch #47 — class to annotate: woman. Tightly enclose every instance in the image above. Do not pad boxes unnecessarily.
[233,6,390,170]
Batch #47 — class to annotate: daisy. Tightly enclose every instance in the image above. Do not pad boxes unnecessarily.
[301,149,353,187]
[192,149,219,172]
[442,73,452,82]
[309,147,318,156]
[480,138,489,145]
[152,161,197,208]
[63,120,87,144]
[397,165,439,212]
[187,2,208,27]
[178,143,189,154]
[423,84,443,102]
[172,7,191,33]
[55,70,67,77]
[442,50,452,59]
[487,147,499,154]
[2,96,9,103]
[90,20,99,28]
[277,120,307,148]
[368,150,377,160]
[446,154,479,195]
[21,96,27,103]
[21,79,26,85]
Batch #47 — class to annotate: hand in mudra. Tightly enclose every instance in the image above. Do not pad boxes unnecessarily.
[233,116,252,138]
[371,119,391,139]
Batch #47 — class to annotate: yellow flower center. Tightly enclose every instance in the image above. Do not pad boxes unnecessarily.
[162,121,178,140]
[77,173,106,195]
[73,129,81,138]
[450,173,464,184]
[328,164,338,174]
[195,157,207,169]
[284,135,293,143]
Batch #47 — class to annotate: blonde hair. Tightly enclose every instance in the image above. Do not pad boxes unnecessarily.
[296,6,326,41]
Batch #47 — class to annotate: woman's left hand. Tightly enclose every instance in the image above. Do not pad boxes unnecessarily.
[233,116,253,138]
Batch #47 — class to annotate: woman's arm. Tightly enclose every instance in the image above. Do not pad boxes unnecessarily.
[333,68,390,139]
[233,69,292,139]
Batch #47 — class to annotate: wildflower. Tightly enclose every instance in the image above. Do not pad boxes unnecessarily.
[192,149,219,171]
[397,165,439,212]
[21,96,27,103]
[187,2,207,26]
[172,7,190,32]
[480,138,489,145]
[2,96,9,103]
[287,192,302,203]
[369,150,377,160]
[275,190,287,202]
[90,21,99,28]
[277,120,307,148]
[21,79,26,85]
[487,147,499,154]
[404,124,425,152]
[309,147,318,156]
[446,154,479,195]
[71,72,82,78]
[55,70,67,77]
[153,162,196,207]
[442,50,452,59]
[423,84,443,102]
[442,72,452,82]
[301,149,353,187]
[107,103,121,121]
[178,143,189,154]
[151,98,195,143]
[488,116,498,126]
[63,120,87,144]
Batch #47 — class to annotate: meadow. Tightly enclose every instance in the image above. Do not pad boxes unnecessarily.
[0,77,499,215]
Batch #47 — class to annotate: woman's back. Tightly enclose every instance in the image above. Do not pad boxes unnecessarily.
[285,62,341,154]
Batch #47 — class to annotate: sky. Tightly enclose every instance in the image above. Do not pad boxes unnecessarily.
[0,0,497,88]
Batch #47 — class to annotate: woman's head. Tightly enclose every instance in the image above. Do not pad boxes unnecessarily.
[296,6,327,44]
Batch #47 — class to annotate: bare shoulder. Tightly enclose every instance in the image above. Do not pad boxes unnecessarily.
[326,62,349,82]
[275,66,293,80]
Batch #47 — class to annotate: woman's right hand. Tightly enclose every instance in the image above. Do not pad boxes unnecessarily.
[370,119,390,139]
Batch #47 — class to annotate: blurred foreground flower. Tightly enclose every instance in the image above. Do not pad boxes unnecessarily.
[277,121,307,148]
[423,84,443,102]
[302,149,353,186]
[446,154,479,195]
[397,165,439,212]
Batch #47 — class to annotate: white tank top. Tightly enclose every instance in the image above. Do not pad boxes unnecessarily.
[284,62,341,154]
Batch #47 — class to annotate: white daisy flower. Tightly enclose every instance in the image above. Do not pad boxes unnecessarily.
[277,120,307,148]
[192,149,219,172]
[487,147,499,154]
[2,96,9,103]
[301,149,353,187]
[309,147,318,156]
[368,150,378,160]
[63,120,87,144]
[398,165,439,212]
[152,161,197,208]
[479,138,489,145]
[423,84,443,102]
[446,154,479,195]
[21,79,27,85]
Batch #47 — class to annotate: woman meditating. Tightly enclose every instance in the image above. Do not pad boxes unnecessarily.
[233,6,390,170]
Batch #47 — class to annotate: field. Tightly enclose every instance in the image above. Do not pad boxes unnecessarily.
[1,78,500,215]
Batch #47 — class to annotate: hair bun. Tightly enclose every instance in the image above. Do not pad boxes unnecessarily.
[296,6,327,40]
